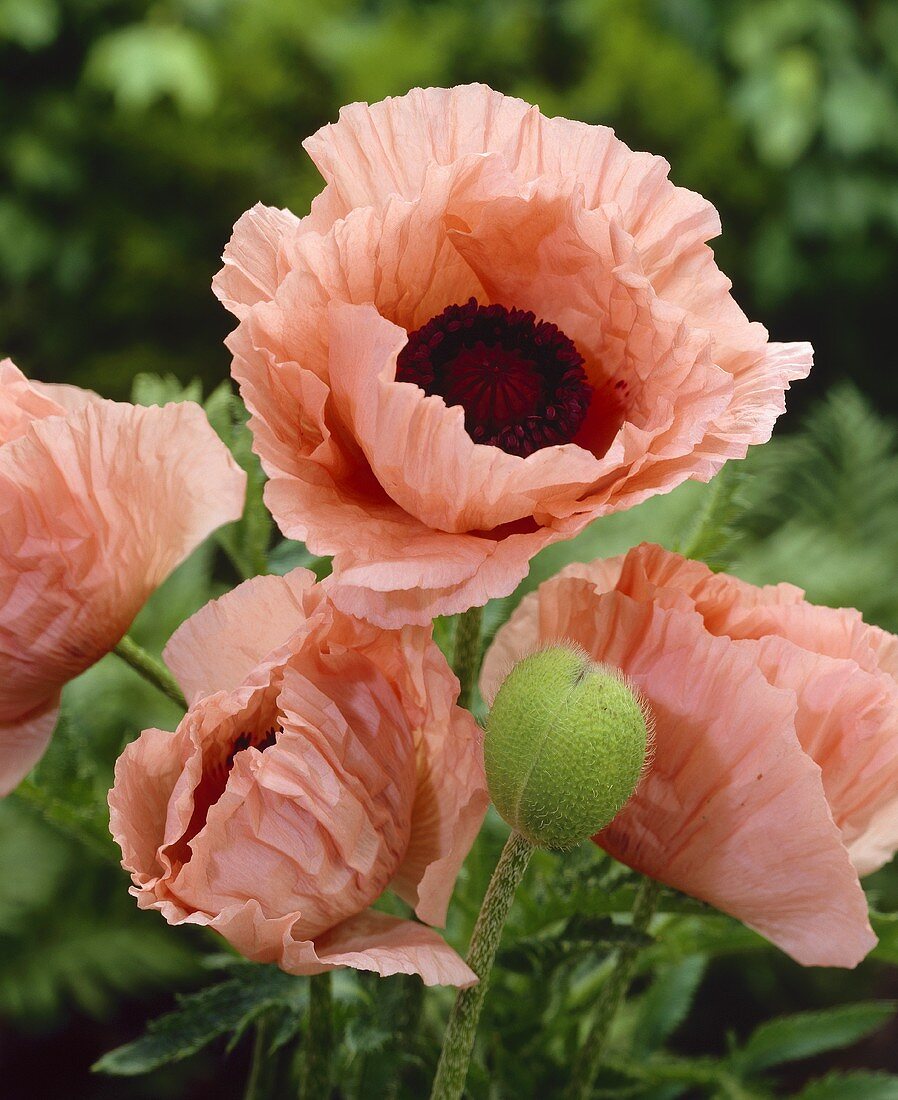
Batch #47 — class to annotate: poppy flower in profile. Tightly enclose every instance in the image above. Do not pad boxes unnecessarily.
[0,360,246,795]
[481,542,898,968]
[109,570,488,986]
[215,84,812,627]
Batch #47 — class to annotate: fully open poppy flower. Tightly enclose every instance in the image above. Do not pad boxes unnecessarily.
[109,570,488,986]
[481,543,898,968]
[215,84,812,627]
[0,360,246,795]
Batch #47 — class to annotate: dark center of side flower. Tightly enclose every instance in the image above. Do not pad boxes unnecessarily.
[170,726,279,866]
[396,298,592,457]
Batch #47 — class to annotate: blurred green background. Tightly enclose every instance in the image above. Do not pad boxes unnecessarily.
[5,0,898,1097]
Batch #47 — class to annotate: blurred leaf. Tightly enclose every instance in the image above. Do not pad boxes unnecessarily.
[94,965,308,1076]
[734,1001,896,1075]
[797,1071,898,1099]
[131,372,203,406]
[677,463,749,570]
[500,914,654,974]
[85,24,218,114]
[0,0,58,48]
[632,956,707,1054]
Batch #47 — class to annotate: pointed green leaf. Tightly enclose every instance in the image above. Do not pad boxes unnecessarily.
[736,1002,895,1075]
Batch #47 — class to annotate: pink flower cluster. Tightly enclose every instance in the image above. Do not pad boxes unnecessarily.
[2,86,895,982]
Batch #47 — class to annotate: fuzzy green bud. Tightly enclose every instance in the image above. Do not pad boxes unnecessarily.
[484,646,650,850]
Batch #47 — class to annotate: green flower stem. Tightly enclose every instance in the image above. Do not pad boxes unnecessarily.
[300,972,333,1100]
[112,634,187,710]
[565,876,662,1100]
[452,605,484,711]
[244,1011,278,1100]
[430,831,535,1100]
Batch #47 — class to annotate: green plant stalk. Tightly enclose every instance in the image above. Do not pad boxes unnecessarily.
[244,1011,279,1100]
[430,831,535,1100]
[112,634,187,709]
[300,972,333,1099]
[452,605,484,710]
[565,876,662,1100]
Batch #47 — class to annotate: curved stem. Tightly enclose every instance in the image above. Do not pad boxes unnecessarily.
[112,634,186,710]
[565,876,662,1100]
[452,605,484,711]
[300,972,333,1100]
[244,1011,278,1100]
[430,831,534,1100]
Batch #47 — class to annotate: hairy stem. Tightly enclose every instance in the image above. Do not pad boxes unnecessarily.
[300,972,333,1099]
[112,634,187,710]
[452,605,484,711]
[244,1012,278,1100]
[565,876,662,1100]
[430,831,534,1100]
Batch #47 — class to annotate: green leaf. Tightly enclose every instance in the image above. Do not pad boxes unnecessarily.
[500,914,654,974]
[678,462,749,571]
[130,372,203,407]
[871,911,898,966]
[633,956,707,1054]
[797,1071,898,1099]
[93,965,308,1076]
[204,383,273,580]
[735,1002,896,1075]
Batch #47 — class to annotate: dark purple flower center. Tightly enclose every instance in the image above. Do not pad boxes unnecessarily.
[396,298,592,457]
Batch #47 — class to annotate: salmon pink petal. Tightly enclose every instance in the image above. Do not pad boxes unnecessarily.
[109,723,197,890]
[0,400,246,741]
[0,698,58,797]
[309,909,476,986]
[389,642,488,926]
[213,203,302,320]
[750,635,898,877]
[324,523,562,629]
[302,84,712,253]
[170,658,417,938]
[163,570,318,703]
[0,359,67,444]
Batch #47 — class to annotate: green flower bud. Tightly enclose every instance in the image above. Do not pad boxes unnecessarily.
[484,645,650,850]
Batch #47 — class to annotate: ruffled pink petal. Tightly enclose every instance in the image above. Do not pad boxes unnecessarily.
[302,84,714,258]
[323,522,563,628]
[751,635,898,877]
[140,898,475,986]
[0,400,246,732]
[27,380,103,413]
[309,909,476,986]
[213,203,302,320]
[487,577,875,967]
[169,656,417,938]
[0,696,58,796]
[0,359,67,444]
[163,569,318,703]
[388,640,488,926]
[109,723,198,890]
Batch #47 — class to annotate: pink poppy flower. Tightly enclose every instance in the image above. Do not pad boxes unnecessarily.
[109,570,488,986]
[214,84,812,627]
[0,360,246,795]
[481,543,898,968]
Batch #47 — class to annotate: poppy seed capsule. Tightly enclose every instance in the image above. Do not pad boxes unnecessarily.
[484,646,650,850]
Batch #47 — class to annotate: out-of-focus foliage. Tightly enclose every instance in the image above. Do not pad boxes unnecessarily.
[3,0,898,411]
